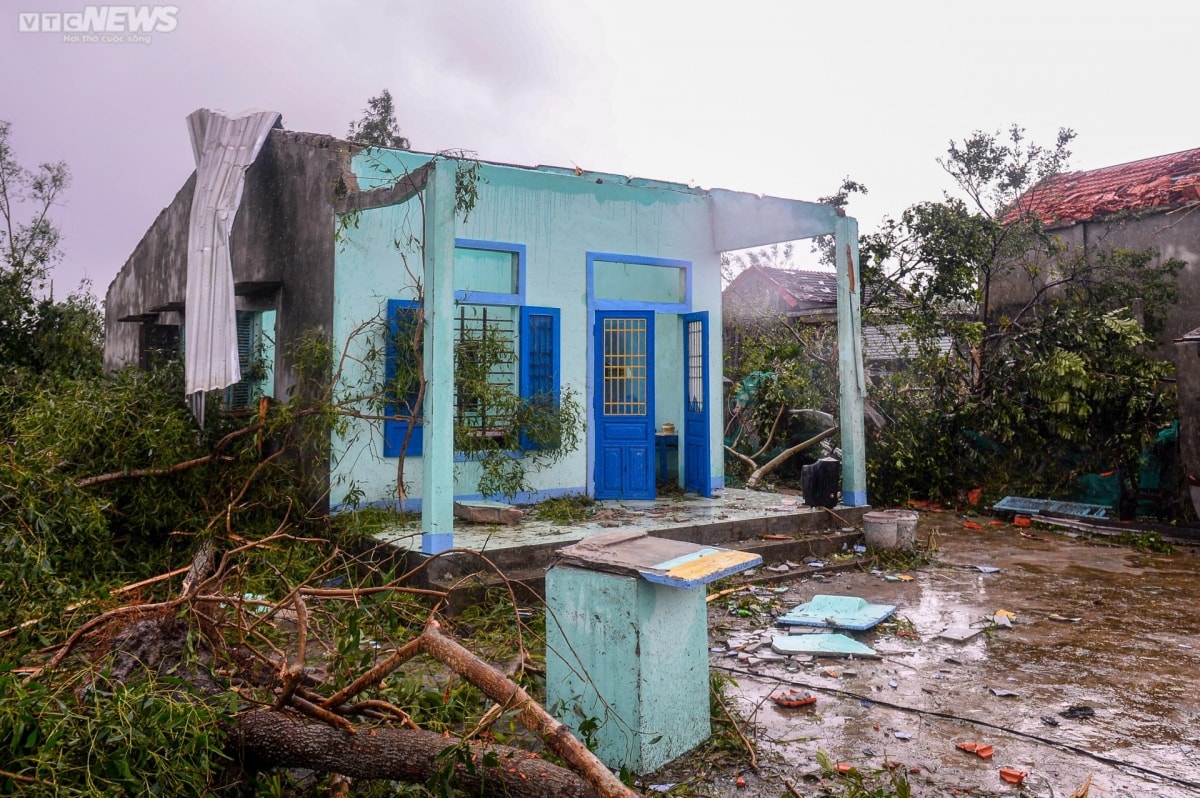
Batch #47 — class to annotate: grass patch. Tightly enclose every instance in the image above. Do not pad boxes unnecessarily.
[528,494,596,524]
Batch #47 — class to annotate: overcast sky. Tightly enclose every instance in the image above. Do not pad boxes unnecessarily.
[4,0,1199,298]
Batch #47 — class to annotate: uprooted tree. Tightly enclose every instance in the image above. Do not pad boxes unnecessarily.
[0,136,604,797]
[0,344,632,797]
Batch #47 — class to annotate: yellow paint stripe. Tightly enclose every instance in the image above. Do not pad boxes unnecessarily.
[666,550,760,581]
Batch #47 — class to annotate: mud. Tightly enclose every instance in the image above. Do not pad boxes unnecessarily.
[703,515,1200,796]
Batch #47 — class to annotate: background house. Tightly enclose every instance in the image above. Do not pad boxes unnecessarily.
[723,265,920,376]
[106,110,868,553]
[992,147,1200,366]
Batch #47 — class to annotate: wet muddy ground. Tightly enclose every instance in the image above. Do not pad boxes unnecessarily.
[697,514,1200,796]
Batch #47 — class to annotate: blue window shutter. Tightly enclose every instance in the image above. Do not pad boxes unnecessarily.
[519,306,560,450]
[384,299,423,457]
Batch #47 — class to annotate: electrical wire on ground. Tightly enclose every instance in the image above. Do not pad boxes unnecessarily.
[714,663,1200,792]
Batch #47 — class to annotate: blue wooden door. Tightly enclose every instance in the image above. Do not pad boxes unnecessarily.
[682,312,711,496]
[594,311,655,499]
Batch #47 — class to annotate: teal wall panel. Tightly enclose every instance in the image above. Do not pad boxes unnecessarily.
[545,566,710,773]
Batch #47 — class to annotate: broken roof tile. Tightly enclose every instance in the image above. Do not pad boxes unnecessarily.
[1015,146,1200,227]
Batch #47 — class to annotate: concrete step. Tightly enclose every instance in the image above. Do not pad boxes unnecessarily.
[430,526,866,612]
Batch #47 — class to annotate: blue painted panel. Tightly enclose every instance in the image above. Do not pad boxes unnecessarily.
[682,312,711,496]
[384,299,423,457]
[594,310,655,500]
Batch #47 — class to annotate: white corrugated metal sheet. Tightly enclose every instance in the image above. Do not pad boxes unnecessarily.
[184,108,280,411]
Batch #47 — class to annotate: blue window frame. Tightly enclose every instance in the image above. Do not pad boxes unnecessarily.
[383,299,423,457]
[453,239,526,306]
[383,300,561,456]
[519,306,560,450]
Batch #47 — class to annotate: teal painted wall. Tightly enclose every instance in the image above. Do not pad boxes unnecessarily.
[331,150,731,508]
[545,566,710,772]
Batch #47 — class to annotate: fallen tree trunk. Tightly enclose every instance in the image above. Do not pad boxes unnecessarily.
[231,709,601,798]
[418,622,637,798]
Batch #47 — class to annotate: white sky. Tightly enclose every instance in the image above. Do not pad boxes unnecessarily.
[4,0,1199,296]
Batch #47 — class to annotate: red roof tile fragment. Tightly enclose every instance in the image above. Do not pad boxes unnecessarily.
[1014,147,1200,227]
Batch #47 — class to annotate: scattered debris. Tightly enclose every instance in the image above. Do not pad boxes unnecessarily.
[989,687,1020,698]
[974,565,1001,573]
[992,495,1112,520]
[1040,715,1060,727]
[1067,773,1093,798]
[1060,705,1096,720]
[999,767,1027,785]
[956,741,994,759]
[769,688,817,708]
[776,595,897,631]
[1048,614,1082,622]
[770,633,878,658]
[937,625,983,642]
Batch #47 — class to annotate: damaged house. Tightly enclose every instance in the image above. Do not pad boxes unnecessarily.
[105,109,868,553]
[993,146,1200,364]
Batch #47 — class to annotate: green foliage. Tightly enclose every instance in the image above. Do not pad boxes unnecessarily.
[815,749,912,798]
[724,323,839,483]
[0,121,104,427]
[452,321,583,501]
[0,670,229,796]
[346,89,411,150]
[862,125,1180,505]
[528,493,596,524]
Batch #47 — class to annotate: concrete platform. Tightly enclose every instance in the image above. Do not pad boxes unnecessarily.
[370,489,869,606]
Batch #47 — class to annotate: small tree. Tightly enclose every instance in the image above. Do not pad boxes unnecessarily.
[0,121,103,426]
[346,88,411,150]
[862,125,1181,502]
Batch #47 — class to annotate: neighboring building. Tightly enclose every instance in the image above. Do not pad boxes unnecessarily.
[106,110,868,552]
[994,147,1200,365]
[723,265,922,374]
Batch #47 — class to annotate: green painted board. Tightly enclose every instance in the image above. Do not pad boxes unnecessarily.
[777,595,896,630]
[770,633,878,658]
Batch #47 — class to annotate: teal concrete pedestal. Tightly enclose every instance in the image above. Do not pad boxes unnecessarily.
[545,566,708,774]
[544,530,761,774]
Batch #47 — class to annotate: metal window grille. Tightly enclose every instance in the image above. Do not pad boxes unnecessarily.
[455,305,516,435]
[687,319,704,413]
[602,317,647,416]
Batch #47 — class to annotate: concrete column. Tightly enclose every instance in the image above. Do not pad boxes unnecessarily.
[421,162,456,553]
[835,214,868,506]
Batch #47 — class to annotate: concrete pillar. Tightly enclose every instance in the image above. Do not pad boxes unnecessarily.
[835,214,868,506]
[545,566,710,773]
[421,162,456,554]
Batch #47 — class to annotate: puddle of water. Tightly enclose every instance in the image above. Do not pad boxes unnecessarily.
[709,522,1200,796]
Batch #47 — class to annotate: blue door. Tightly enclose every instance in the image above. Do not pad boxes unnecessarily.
[594,311,655,499]
[682,312,711,496]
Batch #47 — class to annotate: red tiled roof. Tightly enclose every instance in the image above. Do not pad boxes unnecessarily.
[1018,147,1200,227]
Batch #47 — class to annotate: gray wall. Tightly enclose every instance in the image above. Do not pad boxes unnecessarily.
[104,129,348,398]
[988,210,1200,368]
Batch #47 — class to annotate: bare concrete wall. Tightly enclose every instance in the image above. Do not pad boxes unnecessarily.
[989,210,1200,368]
[104,129,348,397]
[104,129,353,513]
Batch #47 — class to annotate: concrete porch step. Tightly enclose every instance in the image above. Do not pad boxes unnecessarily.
[428,526,865,612]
